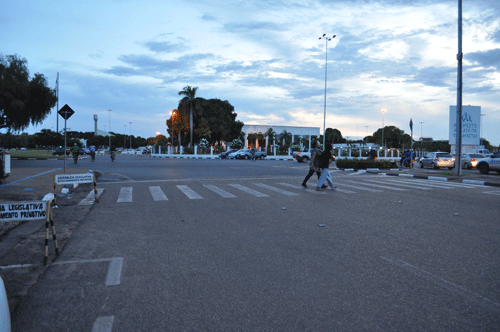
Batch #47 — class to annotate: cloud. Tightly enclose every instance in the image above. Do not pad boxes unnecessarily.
[223,21,288,33]
[467,49,500,70]
[407,66,456,88]
[143,40,186,53]
[201,13,217,21]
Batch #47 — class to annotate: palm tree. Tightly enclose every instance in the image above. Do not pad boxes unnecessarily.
[178,85,198,147]
[265,128,276,153]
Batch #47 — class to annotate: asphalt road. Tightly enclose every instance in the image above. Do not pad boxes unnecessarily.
[8,156,500,331]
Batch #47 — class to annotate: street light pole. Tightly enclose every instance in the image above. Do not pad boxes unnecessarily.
[124,124,127,148]
[129,122,132,149]
[107,109,112,149]
[419,121,424,152]
[381,108,387,149]
[319,34,336,148]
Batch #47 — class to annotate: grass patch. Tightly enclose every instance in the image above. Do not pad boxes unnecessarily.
[440,172,470,177]
[8,150,61,158]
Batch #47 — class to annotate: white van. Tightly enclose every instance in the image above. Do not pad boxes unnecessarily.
[477,149,492,157]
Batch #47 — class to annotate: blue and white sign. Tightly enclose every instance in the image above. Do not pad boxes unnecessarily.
[449,105,481,145]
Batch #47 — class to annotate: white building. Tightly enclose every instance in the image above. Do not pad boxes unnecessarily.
[242,124,320,150]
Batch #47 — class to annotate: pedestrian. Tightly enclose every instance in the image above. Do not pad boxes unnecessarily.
[301,141,324,188]
[316,143,336,190]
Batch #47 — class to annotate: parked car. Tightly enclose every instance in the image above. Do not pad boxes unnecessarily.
[419,152,455,169]
[122,149,136,155]
[228,149,244,159]
[234,149,267,159]
[493,151,500,158]
[293,148,313,163]
[0,276,10,332]
[476,149,492,157]
[476,156,500,174]
[52,147,70,156]
[460,153,485,169]
[219,149,238,159]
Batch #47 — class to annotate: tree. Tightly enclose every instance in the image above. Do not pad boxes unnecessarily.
[279,130,292,146]
[372,126,412,149]
[178,85,198,147]
[166,109,189,147]
[265,128,276,153]
[33,129,63,148]
[325,128,345,144]
[0,54,57,131]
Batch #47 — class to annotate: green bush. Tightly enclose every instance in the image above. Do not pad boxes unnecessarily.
[184,147,194,154]
[335,158,397,169]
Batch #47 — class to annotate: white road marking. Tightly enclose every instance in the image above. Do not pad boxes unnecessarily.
[334,183,382,193]
[78,188,105,205]
[483,190,500,196]
[382,256,500,314]
[177,185,204,199]
[329,187,356,194]
[254,183,299,196]
[364,179,431,190]
[117,187,133,203]
[344,180,407,191]
[228,184,269,197]
[277,182,328,194]
[92,316,114,332]
[53,257,124,286]
[105,257,124,286]
[149,186,168,201]
[381,178,454,189]
[203,185,237,198]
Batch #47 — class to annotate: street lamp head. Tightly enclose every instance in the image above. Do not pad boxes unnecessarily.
[323,33,326,37]
[333,35,336,38]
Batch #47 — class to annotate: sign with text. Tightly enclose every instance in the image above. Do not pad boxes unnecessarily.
[55,173,94,185]
[449,105,481,145]
[0,202,47,221]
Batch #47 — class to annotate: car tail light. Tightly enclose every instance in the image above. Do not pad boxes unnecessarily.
[471,158,476,162]
[436,157,439,161]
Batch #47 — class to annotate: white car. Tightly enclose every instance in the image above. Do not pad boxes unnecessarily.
[0,276,10,332]
[228,149,244,159]
[122,149,136,155]
[476,156,500,174]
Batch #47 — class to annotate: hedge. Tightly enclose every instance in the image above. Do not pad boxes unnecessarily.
[335,158,398,169]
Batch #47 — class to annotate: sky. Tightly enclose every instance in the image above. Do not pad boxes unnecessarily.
[2,0,500,145]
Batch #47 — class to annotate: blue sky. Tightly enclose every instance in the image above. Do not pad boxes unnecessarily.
[2,0,499,145]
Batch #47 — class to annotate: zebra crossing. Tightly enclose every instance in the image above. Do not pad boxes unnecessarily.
[81,176,493,205]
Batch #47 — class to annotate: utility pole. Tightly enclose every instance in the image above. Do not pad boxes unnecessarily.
[455,0,463,176]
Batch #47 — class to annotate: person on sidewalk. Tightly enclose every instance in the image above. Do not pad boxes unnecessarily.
[302,141,324,188]
[316,143,336,190]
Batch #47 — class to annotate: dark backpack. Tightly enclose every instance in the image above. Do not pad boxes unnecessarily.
[314,150,326,168]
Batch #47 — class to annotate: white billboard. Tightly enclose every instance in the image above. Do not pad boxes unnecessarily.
[449,105,481,145]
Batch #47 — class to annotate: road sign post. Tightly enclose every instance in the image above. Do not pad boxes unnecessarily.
[58,105,75,174]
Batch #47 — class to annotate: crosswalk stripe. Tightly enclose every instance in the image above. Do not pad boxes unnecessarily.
[117,187,133,203]
[78,188,105,205]
[228,184,269,197]
[381,178,454,189]
[344,180,407,191]
[277,182,328,194]
[203,185,237,198]
[483,191,500,196]
[364,179,431,190]
[254,183,299,196]
[177,185,203,199]
[149,186,168,201]
[334,183,382,192]
[383,177,481,189]
[330,187,356,194]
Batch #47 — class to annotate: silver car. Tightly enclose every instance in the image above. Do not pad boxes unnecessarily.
[420,152,455,169]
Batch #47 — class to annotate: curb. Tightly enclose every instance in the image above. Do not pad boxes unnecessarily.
[463,179,500,187]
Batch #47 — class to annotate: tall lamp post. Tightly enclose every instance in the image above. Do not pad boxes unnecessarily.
[124,124,127,148]
[129,122,132,149]
[107,109,112,148]
[381,108,388,149]
[319,34,336,148]
[419,121,424,152]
